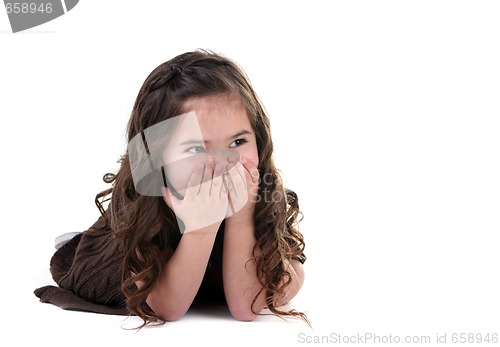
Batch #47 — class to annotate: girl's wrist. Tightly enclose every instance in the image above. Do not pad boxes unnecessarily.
[183,221,221,235]
[224,214,254,229]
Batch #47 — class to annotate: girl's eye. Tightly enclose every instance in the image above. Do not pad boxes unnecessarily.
[229,138,248,148]
[187,146,206,154]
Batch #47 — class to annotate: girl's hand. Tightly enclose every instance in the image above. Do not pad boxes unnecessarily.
[224,157,260,225]
[163,161,228,233]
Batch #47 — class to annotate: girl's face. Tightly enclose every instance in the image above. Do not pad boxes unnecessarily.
[162,94,259,197]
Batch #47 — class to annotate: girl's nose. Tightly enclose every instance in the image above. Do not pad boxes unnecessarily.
[208,148,240,175]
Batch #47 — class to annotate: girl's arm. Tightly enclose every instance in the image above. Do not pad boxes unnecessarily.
[145,226,218,321]
[222,158,305,320]
[223,219,305,321]
[144,163,228,321]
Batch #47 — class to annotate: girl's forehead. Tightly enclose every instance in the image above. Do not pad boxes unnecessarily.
[182,95,250,131]
[169,108,251,143]
[183,94,246,117]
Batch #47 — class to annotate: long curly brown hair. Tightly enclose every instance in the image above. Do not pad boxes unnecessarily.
[93,50,307,327]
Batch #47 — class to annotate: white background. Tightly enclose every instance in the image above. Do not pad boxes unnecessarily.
[1,1,499,346]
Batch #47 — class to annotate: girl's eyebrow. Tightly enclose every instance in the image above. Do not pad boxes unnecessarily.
[179,139,205,146]
[227,130,252,140]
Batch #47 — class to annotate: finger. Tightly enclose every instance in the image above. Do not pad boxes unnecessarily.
[223,173,236,215]
[226,165,247,213]
[241,157,260,184]
[226,154,238,173]
[210,164,223,195]
[214,174,229,208]
[225,168,240,198]
[162,186,179,210]
[184,163,204,198]
[199,156,214,195]
[240,158,260,203]
[228,161,247,193]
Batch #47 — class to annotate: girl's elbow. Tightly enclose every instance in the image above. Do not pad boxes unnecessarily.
[159,309,187,322]
[147,299,189,322]
[229,306,257,322]
[227,301,258,321]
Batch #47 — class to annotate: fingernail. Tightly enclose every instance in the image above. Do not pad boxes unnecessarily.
[214,164,221,175]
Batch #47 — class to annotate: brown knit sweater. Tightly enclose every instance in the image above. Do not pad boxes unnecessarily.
[34,213,226,315]
[34,214,130,315]
[34,211,306,315]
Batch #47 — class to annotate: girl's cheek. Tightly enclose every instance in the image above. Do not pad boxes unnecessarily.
[237,147,259,166]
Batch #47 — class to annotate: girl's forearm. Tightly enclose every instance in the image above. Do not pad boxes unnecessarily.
[222,220,266,320]
[223,221,305,320]
[145,225,219,321]
[276,258,304,306]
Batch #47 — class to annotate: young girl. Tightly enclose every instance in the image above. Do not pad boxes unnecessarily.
[35,50,307,327]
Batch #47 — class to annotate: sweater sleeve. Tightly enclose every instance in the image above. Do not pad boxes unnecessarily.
[34,214,129,315]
